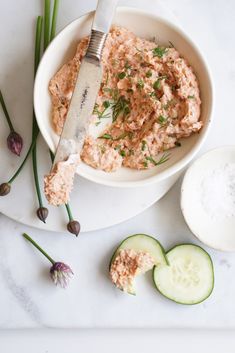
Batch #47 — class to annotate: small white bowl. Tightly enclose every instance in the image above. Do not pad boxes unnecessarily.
[181,146,235,252]
[34,7,213,188]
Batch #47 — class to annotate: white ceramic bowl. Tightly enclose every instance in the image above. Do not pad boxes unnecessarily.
[34,7,213,188]
[181,146,235,252]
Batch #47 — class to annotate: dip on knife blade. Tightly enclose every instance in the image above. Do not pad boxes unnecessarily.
[44,0,118,206]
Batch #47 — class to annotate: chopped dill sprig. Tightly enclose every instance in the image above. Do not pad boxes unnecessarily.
[145,152,170,166]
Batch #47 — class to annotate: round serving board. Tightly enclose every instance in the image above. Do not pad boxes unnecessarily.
[0,134,179,233]
[0,3,181,234]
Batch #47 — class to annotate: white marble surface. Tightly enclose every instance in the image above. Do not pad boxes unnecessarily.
[0,0,235,349]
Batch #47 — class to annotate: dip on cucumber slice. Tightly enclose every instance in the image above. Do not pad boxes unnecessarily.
[153,244,214,305]
[109,234,167,295]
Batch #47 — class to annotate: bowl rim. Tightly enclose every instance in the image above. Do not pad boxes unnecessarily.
[34,6,214,188]
[181,146,235,252]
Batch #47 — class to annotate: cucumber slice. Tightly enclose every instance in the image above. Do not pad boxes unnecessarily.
[153,244,214,305]
[110,234,167,294]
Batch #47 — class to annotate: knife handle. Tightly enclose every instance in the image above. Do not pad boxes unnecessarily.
[86,0,118,61]
[92,0,119,33]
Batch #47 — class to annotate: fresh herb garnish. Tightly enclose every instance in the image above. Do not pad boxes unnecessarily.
[158,115,167,125]
[146,70,152,78]
[120,150,126,157]
[103,87,119,101]
[145,152,170,166]
[153,80,161,90]
[141,140,147,151]
[137,79,144,89]
[93,102,111,121]
[188,95,195,99]
[153,75,168,90]
[118,72,126,80]
[103,100,110,109]
[149,91,157,98]
[99,133,113,140]
[152,47,168,58]
[124,61,132,70]
[103,88,130,122]
[112,96,130,121]
[99,131,131,141]
[143,161,148,168]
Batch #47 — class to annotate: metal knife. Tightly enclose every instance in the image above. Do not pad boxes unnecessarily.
[52,0,118,169]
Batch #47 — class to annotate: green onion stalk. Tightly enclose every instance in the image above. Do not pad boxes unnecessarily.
[32,0,52,223]
[0,1,60,224]
[32,0,60,222]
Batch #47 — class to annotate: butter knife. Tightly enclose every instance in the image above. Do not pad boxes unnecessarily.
[47,0,118,205]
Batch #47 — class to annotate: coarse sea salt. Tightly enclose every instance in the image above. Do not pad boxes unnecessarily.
[200,163,235,221]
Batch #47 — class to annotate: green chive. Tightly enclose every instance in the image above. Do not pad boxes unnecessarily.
[44,0,51,50]
[153,80,161,90]
[158,115,167,125]
[99,133,113,140]
[118,72,126,80]
[146,70,152,78]
[103,100,110,109]
[50,0,60,41]
[152,47,168,58]
[141,140,147,151]
[137,79,144,89]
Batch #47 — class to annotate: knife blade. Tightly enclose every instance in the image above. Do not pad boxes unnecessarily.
[52,0,118,168]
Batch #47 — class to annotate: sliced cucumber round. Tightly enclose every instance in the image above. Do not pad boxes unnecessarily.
[109,234,167,295]
[153,244,214,305]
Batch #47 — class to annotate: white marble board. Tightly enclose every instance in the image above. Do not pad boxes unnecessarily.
[0,0,235,329]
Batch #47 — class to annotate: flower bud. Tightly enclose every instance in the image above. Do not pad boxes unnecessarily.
[36,207,49,223]
[0,183,11,196]
[7,131,23,156]
[67,220,81,236]
[50,262,74,288]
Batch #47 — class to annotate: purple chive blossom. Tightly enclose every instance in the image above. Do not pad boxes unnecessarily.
[0,89,23,156]
[22,233,74,288]
[50,262,74,288]
[7,131,23,156]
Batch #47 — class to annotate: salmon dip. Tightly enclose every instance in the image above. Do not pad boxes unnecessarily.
[110,248,155,293]
[49,25,202,173]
